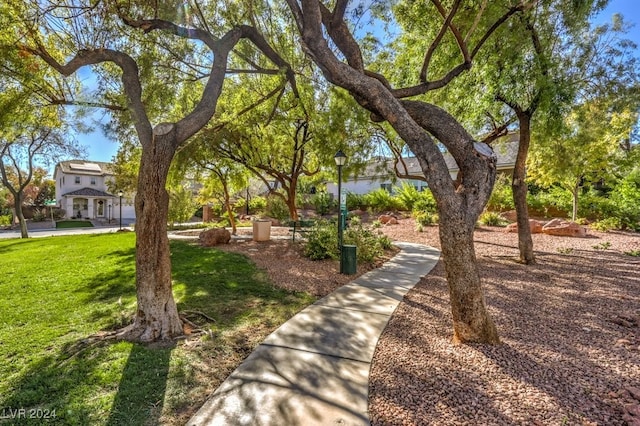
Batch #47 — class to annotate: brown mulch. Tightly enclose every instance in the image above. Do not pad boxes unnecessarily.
[372,220,640,426]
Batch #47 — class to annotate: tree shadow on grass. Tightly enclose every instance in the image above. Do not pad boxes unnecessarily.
[0,337,172,426]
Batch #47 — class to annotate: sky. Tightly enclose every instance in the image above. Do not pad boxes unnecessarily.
[73,0,640,166]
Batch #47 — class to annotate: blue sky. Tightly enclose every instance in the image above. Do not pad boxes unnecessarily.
[74,0,640,165]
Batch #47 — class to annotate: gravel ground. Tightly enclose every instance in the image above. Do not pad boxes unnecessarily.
[371,220,640,426]
[202,221,640,425]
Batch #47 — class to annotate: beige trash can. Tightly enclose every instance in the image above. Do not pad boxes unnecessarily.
[252,219,272,241]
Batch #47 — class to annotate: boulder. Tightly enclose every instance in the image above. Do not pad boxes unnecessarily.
[349,209,366,217]
[378,214,397,224]
[542,219,586,237]
[199,227,231,246]
[386,217,399,225]
[505,219,543,234]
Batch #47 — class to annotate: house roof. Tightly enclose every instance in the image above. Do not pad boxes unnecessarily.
[62,187,116,197]
[357,139,518,181]
[56,160,114,176]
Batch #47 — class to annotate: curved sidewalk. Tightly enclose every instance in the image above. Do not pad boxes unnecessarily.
[188,242,440,426]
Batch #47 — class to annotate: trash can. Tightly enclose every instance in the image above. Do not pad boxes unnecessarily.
[341,245,357,275]
[252,219,272,242]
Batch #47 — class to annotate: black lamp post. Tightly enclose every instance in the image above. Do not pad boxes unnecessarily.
[334,150,347,272]
[118,191,123,230]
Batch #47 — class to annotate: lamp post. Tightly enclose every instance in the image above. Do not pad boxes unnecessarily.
[118,191,123,230]
[334,150,347,272]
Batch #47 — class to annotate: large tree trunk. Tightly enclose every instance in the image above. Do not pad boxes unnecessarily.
[124,125,183,342]
[13,194,28,239]
[439,209,500,344]
[513,113,535,264]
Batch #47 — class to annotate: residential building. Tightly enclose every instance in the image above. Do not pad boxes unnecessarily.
[327,139,518,197]
[53,160,135,221]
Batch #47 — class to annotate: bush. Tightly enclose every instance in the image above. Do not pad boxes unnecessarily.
[413,211,438,226]
[486,174,514,212]
[0,215,11,226]
[311,192,335,215]
[265,196,290,220]
[304,220,339,260]
[32,208,47,222]
[248,196,267,214]
[303,219,392,263]
[479,211,507,226]
[590,217,622,232]
[346,192,366,211]
[412,190,437,214]
[393,182,421,211]
[364,188,401,213]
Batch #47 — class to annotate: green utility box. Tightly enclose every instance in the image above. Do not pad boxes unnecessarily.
[341,245,357,275]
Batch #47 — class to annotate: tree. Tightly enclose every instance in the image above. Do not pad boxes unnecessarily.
[0,123,79,238]
[18,1,297,342]
[529,99,637,220]
[281,0,554,344]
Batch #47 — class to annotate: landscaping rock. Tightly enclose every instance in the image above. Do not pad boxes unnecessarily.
[542,219,586,237]
[386,217,399,225]
[199,228,231,246]
[505,219,543,234]
[378,214,398,224]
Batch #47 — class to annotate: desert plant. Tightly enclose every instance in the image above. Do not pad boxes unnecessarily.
[0,215,11,226]
[393,182,421,211]
[590,217,622,232]
[304,219,339,260]
[479,211,507,227]
[486,174,515,212]
[412,189,437,214]
[364,189,401,213]
[592,241,611,250]
[414,211,438,226]
[625,249,640,257]
[248,196,267,214]
[265,196,289,220]
[311,192,335,215]
[346,192,366,210]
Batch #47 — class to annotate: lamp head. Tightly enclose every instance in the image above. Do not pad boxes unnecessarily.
[334,150,347,167]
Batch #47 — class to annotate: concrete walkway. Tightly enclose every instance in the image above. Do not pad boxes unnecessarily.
[188,242,440,426]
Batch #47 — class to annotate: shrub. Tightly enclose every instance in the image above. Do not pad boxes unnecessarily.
[412,190,437,214]
[344,224,390,263]
[0,215,11,226]
[349,215,362,226]
[346,192,366,210]
[486,174,514,212]
[311,192,335,215]
[303,219,392,263]
[248,196,267,214]
[393,182,421,211]
[590,217,622,232]
[265,196,289,220]
[364,188,402,213]
[413,211,438,226]
[479,211,506,226]
[625,249,640,257]
[52,208,65,220]
[32,208,47,222]
[304,220,339,260]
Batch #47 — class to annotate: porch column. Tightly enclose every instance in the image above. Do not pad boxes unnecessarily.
[65,198,74,218]
[87,199,94,219]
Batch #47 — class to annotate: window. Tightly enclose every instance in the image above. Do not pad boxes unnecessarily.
[90,177,96,185]
[75,176,81,184]
[380,183,393,193]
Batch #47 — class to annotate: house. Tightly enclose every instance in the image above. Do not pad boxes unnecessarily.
[327,139,518,196]
[53,160,135,221]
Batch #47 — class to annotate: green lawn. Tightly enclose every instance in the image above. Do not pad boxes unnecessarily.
[55,220,94,228]
[0,234,314,425]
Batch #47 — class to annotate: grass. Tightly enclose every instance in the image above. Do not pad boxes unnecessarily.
[0,233,315,425]
[55,220,94,229]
